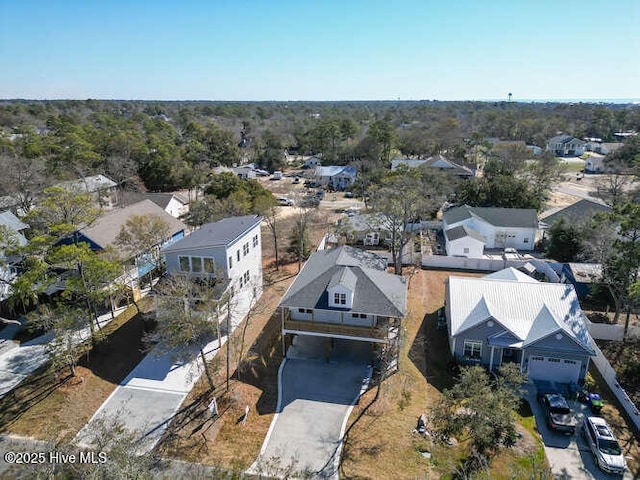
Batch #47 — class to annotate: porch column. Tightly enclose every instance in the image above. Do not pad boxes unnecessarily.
[281,308,286,358]
[489,346,495,371]
[520,351,526,373]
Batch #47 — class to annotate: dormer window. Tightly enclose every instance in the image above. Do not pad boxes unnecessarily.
[334,293,346,305]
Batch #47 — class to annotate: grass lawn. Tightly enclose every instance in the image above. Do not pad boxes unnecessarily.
[0,298,153,442]
[339,268,547,479]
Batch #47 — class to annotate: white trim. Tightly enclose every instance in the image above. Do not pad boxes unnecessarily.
[489,346,495,371]
[282,329,388,344]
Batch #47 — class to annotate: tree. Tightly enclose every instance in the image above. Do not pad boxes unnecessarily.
[594,168,636,207]
[368,115,396,164]
[288,214,312,272]
[152,274,228,390]
[429,364,526,472]
[456,175,542,211]
[0,154,47,213]
[116,214,173,286]
[546,217,583,262]
[254,196,281,270]
[369,168,450,274]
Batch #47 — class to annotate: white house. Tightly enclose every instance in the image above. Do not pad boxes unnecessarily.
[162,215,263,320]
[442,205,539,255]
[391,155,474,178]
[446,268,595,384]
[444,225,485,257]
[302,156,322,169]
[584,142,624,156]
[547,135,585,157]
[315,166,357,190]
[143,192,189,218]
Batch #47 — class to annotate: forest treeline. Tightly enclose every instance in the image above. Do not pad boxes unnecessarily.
[0,99,638,193]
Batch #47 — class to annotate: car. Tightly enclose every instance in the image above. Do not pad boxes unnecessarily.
[538,393,578,434]
[292,176,300,184]
[314,190,324,200]
[343,191,354,198]
[582,416,627,474]
[277,197,294,206]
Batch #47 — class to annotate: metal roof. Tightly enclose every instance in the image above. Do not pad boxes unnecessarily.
[542,199,611,226]
[448,270,594,354]
[162,215,261,253]
[483,267,538,283]
[279,246,406,318]
[58,174,117,193]
[315,166,357,177]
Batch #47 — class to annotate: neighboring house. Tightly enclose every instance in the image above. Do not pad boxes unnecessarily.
[337,212,391,246]
[279,246,406,365]
[302,156,322,169]
[73,200,186,283]
[232,165,257,180]
[143,192,189,218]
[315,166,357,190]
[446,268,595,384]
[561,263,603,300]
[57,174,119,209]
[444,225,485,257]
[163,215,263,315]
[442,205,539,254]
[584,142,624,156]
[541,199,611,228]
[547,135,586,157]
[0,210,30,301]
[391,155,474,178]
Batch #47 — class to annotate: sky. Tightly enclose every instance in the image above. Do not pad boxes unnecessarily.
[1,0,639,101]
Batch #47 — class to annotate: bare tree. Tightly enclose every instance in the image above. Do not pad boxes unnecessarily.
[0,154,47,213]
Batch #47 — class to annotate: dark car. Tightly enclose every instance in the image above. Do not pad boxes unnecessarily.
[538,393,578,434]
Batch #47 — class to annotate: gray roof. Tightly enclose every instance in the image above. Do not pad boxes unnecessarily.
[162,215,261,253]
[279,246,407,318]
[81,200,186,251]
[443,205,539,229]
[391,155,473,176]
[444,225,485,242]
[143,192,189,210]
[542,199,611,226]
[549,135,584,146]
[0,210,28,232]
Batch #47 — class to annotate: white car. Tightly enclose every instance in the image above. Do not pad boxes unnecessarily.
[582,416,627,474]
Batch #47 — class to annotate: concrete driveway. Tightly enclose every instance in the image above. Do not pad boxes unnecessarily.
[525,384,632,479]
[251,336,371,479]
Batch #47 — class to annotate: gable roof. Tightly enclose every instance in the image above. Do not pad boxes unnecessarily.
[0,210,28,247]
[448,270,594,354]
[58,174,117,193]
[391,156,474,176]
[80,200,186,251]
[541,199,611,227]
[483,267,538,283]
[315,166,357,178]
[548,135,585,146]
[162,215,261,253]
[443,205,539,229]
[444,224,485,242]
[143,192,189,210]
[279,246,406,318]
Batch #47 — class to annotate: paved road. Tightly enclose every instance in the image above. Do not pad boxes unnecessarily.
[250,336,371,479]
[525,384,632,479]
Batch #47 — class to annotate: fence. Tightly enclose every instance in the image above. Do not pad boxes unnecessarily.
[422,255,528,271]
[590,341,640,434]
[585,319,640,341]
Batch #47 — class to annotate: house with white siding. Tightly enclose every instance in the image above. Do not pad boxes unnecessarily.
[442,205,539,256]
[162,215,263,320]
[547,135,585,157]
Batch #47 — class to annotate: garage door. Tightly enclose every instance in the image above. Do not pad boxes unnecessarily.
[527,356,581,384]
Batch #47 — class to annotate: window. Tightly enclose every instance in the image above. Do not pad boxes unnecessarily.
[463,247,469,254]
[179,256,190,272]
[351,313,367,319]
[204,258,215,274]
[244,271,250,284]
[252,234,258,247]
[298,308,312,314]
[548,358,561,363]
[237,250,240,262]
[524,238,529,243]
[333,293,346,305]
[243,243,249,256]
[228,256,233,269]
[463,340,482,359]
[503,348,513,358]
[191,257,202,273]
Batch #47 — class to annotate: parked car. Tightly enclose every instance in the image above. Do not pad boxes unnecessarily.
[272,171,282,180]
[277,197,294,206]
[538,393,578,434]
[582,416,627,474]
[293,176,300,184]
[344,191,354,198]
[254,169,270,176]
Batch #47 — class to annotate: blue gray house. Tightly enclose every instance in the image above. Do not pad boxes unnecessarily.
[446,267,595,384]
